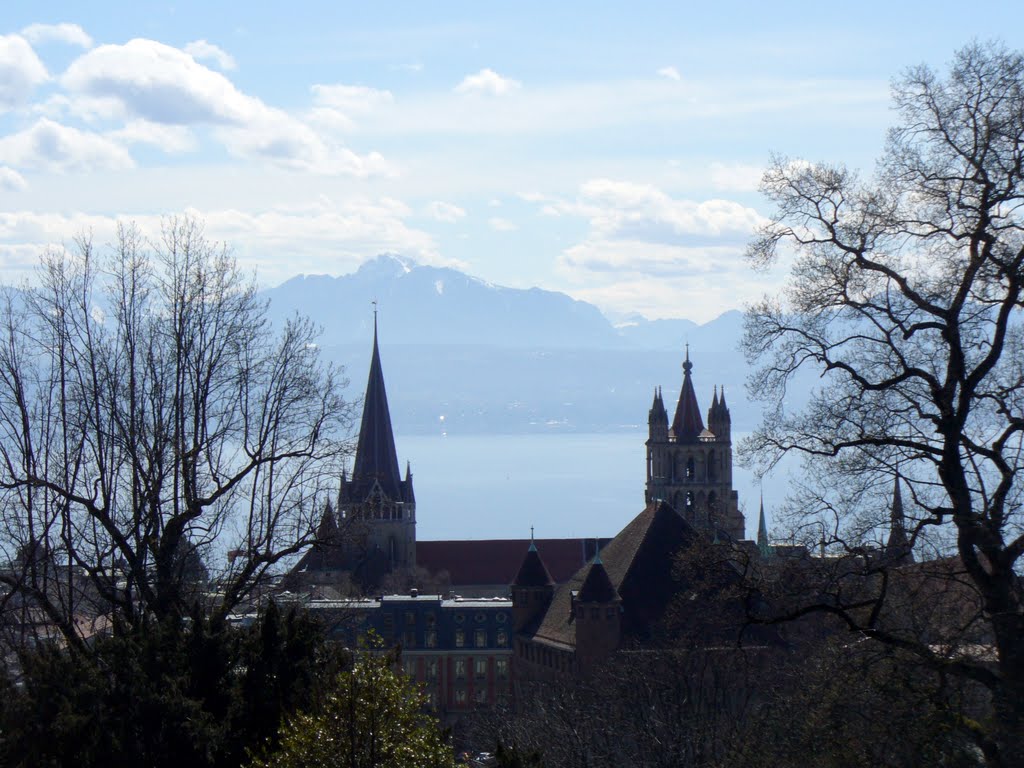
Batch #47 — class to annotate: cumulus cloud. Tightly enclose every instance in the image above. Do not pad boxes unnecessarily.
[61,39,392,176]
[0,167,27,191]
[0,35,48,110]
[425,201,466,223]
[62,39,264,124]
[0,119,134,172]
[529,179,772,320]
[657,66,681,81]
[108,120,197,153]
[184,39,236,71]
[455,68,521,96]
[488,217,517,231]
[20,23,93,48]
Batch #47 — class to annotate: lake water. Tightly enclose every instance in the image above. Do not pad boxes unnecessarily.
[400,431,794,542]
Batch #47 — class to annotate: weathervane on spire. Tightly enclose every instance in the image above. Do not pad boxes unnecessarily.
[683,342,693,374]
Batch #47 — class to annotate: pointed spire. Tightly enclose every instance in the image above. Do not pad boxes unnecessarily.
[757,494,771,558]
[719,386,728,409]
[671,345,705,441]
[886,476,913,563]
[352,312,403,498]
[593,538,602,565]
[529,525,537,552]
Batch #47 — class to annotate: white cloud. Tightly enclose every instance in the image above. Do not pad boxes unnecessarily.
[709,161,763,192]
[0,200,448,286]
[657,66,681,81]
[0,34,48,110]
[62,39,265,125]
[309,84,395,132]
[528,179,772,321]
[61,39,392,176]
[547,179,765,244]
[425,201,466,223]
[20,23,93,48]
[455,68,521,96]
[108,120,197,153]
[184,39,236,71]
[0,119,134,172]
[488,217,516,231]
[0,167,27,191]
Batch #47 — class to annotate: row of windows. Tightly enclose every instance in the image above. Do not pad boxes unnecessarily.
[399,628,510,649]
[402,657,509,681]
[402,611,508,626]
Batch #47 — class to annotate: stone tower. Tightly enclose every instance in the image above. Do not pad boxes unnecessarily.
[511,536,555,633]
[645,348,745,541]
[336,317,416,584]
[573,551,621,673]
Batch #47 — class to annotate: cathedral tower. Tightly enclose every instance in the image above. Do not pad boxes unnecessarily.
[336,317,416,584]
[645,348,745,540]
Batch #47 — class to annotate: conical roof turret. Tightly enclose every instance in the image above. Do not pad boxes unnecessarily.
[577,548,618,603]
[352,316,403,498]
[671,346,705,441]
[513,535,555,587]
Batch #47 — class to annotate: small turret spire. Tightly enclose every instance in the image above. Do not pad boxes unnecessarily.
[671,345,705,440]
[886,476,913,564]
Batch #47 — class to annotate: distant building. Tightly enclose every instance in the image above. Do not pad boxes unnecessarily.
[301,592,513,724]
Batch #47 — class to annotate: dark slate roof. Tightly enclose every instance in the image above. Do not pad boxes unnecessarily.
[417,538,608,588]
[513,543,555,587]
[351,322,403,499]
[531,501,698,648]
[577,558,617,603]
[671,352,705,441]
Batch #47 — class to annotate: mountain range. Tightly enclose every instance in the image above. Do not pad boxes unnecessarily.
[261,255,793,435]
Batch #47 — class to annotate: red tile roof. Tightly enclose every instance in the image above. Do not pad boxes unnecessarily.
[417,538,609,587]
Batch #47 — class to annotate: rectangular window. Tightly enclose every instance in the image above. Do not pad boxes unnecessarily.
[475,629,487,648]
[405,611,416,626]
[403,630,416,649]
[455,659,466,679]
[455,629,465,648]
[496,630,508,647]
[475,688,488,704]
[455,688,467,706]
[496,659,509,679]
[426,659,438,681]
[403,658,417,677]
[474,658,488,677]
[425,630,437,648]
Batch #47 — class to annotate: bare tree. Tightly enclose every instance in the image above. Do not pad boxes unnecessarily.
[0,217,350,649]
[743,42,1024,766]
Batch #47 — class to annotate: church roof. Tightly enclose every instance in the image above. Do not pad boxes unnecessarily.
[418,538,607,588]
[351,319,403,499]
[530,501,698,647]
[671,349,705,441]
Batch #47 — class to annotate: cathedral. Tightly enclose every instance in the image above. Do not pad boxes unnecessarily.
[289,317,417,590]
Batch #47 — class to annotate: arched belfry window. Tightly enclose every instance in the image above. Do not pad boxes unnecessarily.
[685,492,694,516]
[707,451,717,481]
[686,457,695,481]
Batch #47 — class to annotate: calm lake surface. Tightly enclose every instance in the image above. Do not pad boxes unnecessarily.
[400,431,793,542]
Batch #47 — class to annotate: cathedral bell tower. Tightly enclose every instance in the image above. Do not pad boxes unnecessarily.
[645,348,745,540]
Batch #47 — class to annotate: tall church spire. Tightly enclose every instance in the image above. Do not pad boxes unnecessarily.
[352,312,402,498]
[757,494,771,558]
[671,345,705,441]
[886,476,914,564]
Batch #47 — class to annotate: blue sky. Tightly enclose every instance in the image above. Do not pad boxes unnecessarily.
[1,2,1022,321]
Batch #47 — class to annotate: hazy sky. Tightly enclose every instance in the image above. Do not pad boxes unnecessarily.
[2,2,1022,322]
